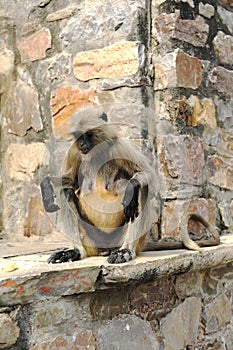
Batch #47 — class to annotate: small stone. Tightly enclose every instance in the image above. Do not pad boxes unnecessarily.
[153,11,180,43]
[0,314,20,349]
[50,86,97,139]
[17,28,51,63]
[73,41,140,81]
[5,143,49,182]
[209,66,233,97]
[204,294,232,334]
[160,297,202,350]
[188,95,216,128]
[46,6,76,22]
[207,155,233,190]
[217,6,233,35]
[2,79,43,136]
[174,16,209,47]
[213,31,233,65]
[217,99,233,129]
[199,3,215,18]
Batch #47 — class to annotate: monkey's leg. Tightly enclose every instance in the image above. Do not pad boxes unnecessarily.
[48,249,81,263]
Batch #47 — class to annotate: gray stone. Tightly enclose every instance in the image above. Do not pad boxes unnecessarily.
[98,314,159,350]
[217,6,233,35]
[204,294,232,334]
[199,3,215,18]
[218,200,233,229]
[175,271,203,299]
[206,155,233,190]
[0,313,20,349]
[217,99,233,129]
[174,16,209,47]
[160,297,202,350]
[213,31,233,65]
[209,66,233,97]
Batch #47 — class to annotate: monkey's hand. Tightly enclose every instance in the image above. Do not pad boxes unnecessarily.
[107,248,136,264]
[48,249,81,263]
[123,178,140,223]
[40,177,60,213]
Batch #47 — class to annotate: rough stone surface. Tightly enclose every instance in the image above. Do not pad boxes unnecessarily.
[199,2,215,18]
[161,198,217,239]
[213,31,233,65]
[206,155,233,190]
[160,297,202,350]
[50,86,97,139]
[73,41,141,81]
[97,315,159,350]
[217,6,233,34]
[0,313,20,349]
[189,96,216,128]
[5,143,49,181]
[174,16,209,47]
[217,98,233,129]
[154,50,202,90]
[17,28,51,63]
[209,66,233,97]
[0,44,14,75]
[2,79,43,136]
[204,294,232,334]
[46,6,76,22]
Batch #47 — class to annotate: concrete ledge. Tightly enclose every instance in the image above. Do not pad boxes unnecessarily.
[0,235,233,306]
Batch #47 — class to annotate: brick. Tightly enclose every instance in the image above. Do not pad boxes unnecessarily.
[213,31,233,65]
[50,86,97,139]
[73,41,140,81]
[206,155,233,190]
[17,28,51,63]
[209,66,233,97]
[2,79,43,136]
[161,198,217,239]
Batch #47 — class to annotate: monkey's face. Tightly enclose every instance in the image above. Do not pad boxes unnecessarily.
[74,130,94,154]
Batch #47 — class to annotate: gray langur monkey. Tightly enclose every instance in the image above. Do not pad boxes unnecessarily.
[40,107,220,264]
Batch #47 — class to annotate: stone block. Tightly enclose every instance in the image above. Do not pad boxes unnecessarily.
[153,11,180,43]
[5,143,49,181]
[209,66,233,97]
[206,155,233,190]
[24,184,54,237]
[217,6,233,35]
[175,271,203,299]
[217,98,233,129]
[2,79,43,136]
[160,297,202,350]
[154,49,202,90]
[73,41,141,81]
[97,315,159,350]
[50,86,97,139]
[218,200,233,229]
[199,3,215,18]
[17,28,51,63]
[161,198,217,239]
[188,95,216,128]
[0,44,14,75]
[0,313,20,349]
[204,294,232,334]
[174,16,209,47]
[213,31,233,65]
[60,1,146,51]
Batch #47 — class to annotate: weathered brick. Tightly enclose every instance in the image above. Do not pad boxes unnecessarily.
[206,155,233,190]
[209,66,233,97]
[0,314,20,348]
[161,198,217,239]
[2,79,43,136]
[213,31,233,65]
[73,41,141,81]
[50,86,97,139]
[17,28,51,63]
[154,50,202,90]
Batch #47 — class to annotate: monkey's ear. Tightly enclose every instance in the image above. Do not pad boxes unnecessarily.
[100,112,108,122]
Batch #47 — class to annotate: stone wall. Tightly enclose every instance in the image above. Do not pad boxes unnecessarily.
[0,0,232,244]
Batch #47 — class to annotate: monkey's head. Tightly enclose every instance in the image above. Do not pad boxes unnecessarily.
[70,107,117,155]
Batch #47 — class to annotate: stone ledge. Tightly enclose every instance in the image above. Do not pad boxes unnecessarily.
[0,235,233,306]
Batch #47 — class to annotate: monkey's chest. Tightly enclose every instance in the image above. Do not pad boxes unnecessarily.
[77,178,125,233]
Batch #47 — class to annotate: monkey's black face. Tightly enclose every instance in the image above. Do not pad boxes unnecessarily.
[74,131,94,154]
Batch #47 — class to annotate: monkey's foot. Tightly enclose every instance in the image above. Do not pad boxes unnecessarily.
[107,249,135,264]
[48,249,81,264]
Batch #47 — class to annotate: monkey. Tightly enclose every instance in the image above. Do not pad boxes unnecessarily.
[41,106,155,264]
[40,107,220,264]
